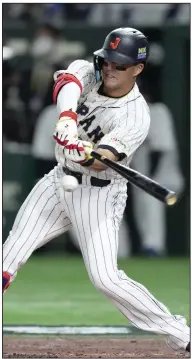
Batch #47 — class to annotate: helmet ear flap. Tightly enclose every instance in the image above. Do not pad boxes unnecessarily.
[93,56,104,82]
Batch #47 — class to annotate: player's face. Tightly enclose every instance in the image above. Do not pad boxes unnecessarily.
[102,60,144,95]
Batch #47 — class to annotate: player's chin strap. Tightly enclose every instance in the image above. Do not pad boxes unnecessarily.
[93,56,103,82]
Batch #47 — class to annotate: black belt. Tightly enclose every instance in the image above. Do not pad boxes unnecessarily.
[62,167,111,187]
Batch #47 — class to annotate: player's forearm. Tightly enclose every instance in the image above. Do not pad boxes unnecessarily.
[57,83,81,114]
[85,148,119,171]
[53,72,82,115]
[53,74,83,146]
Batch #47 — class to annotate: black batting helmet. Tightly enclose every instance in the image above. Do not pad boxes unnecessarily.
[93,27,149,81]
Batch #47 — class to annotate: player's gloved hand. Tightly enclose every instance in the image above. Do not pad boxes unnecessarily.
[64,139,93,164]
[53,110,78,146]
[55,139,93,166]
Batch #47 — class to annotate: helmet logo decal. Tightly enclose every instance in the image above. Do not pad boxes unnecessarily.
[110,37,121,50]
[137,47,147,59]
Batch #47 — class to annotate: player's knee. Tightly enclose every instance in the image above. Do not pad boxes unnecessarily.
[90,271,118,295]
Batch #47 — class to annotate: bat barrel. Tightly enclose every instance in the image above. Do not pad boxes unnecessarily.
[165,192,177,206]
[126,174,177,205]
[88,150,177,206]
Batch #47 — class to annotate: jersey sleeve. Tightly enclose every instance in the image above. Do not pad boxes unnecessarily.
[54,60,96,97]
[97,111,150,160]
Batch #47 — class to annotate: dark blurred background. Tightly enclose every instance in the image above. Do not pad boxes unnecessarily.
[3,3,190,258]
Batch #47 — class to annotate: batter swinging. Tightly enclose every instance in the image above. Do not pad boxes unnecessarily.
[3,28,190,353]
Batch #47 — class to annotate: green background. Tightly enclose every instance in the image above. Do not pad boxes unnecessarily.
[3,256,190,326]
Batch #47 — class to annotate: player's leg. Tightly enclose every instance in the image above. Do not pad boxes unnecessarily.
[3,168,72,292]
[133,187,165,255]
[67,184,189,351]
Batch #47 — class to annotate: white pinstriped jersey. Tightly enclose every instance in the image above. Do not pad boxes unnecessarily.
[55,60,151,180]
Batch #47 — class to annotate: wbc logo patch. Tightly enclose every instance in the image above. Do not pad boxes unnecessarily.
[137,47,147,59]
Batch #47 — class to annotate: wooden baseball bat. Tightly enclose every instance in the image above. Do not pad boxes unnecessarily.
[85,149,177,206]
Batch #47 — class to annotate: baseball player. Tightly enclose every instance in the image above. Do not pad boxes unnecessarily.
[3,28,190,353]
[132,100,185,256]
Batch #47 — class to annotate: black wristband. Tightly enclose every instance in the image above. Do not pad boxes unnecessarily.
[81,157,95,167]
